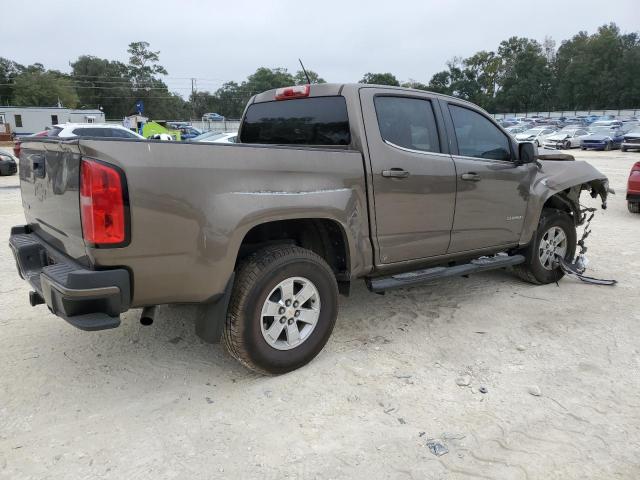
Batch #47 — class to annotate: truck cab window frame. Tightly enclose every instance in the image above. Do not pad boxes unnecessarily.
[448,104,513,162]
[373,95,441,154]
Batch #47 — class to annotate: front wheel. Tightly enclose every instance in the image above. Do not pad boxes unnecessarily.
[223,245,338,374]
[563,140,571,149]
[513,209,577,284]
[604,141,612,151]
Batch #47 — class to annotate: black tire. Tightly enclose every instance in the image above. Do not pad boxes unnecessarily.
[604,141,612,151]
[513,209,577,285]
[563,140,571,150]
[621,147,627,152]
[223,245,338,375]
[629,201,640,214]
[581,147,586,150]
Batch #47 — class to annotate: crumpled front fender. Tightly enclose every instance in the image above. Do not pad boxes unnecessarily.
[520,159,610,246]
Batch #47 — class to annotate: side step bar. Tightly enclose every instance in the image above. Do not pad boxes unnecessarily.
[367,254,525,293]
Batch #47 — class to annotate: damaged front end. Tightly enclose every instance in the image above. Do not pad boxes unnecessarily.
[523,151,616,285]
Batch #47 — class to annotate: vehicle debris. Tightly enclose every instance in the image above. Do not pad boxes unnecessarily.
[426,439,449,456]
[528,386,542,396]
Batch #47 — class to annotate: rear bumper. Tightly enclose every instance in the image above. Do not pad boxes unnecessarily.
[627,193,640,202]
[9,225,131,331]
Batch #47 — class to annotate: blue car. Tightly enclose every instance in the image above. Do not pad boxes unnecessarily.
[580,127,625,151]
[178,126,202,140]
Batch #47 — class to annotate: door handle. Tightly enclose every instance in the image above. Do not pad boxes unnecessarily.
[461,172,481,182]
[382,168,410,178]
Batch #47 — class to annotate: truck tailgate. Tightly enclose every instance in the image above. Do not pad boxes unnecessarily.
[18,139,88,264]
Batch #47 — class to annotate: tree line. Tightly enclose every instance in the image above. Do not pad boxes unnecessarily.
[1,23,638,120]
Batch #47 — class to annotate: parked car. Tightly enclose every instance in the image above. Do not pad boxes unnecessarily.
[515,127,556,146]
[621,129,640,152]
[9,83,610,374]
[0,152,17,175]
[177,126,202,140]
[191,131,238,144]
[627,161,640,213]
[542,127,590,149]
[46,123,146,139]
[203,113,225,121]
[580,126,625,151]
[505,125,528,136]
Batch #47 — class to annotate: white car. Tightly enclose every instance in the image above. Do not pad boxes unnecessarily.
[515,127,556,146]
[46,123,145,139]
[542,127,590,150]
[191,131,238,144]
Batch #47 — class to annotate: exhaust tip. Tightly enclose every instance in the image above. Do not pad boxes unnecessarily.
[140,306,156,326]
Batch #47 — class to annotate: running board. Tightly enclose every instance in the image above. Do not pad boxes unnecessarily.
[367,254,525,293]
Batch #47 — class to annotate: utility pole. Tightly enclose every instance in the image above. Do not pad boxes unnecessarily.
[191,77,197,121]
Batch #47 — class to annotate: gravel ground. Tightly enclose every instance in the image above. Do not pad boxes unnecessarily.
[1,146,639,479]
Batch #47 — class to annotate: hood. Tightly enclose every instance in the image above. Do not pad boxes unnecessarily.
[515,133,537,140]
[583,134,613,141]
[534,159,610,209]
[545,133,569,141]
[624,132,640,140]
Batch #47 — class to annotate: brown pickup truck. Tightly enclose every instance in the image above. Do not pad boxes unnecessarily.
[9,84,610,374]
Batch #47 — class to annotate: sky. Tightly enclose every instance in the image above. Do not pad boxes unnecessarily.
[2,0,639,96]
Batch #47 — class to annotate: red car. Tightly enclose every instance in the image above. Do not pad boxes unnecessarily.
[628,161,640,213]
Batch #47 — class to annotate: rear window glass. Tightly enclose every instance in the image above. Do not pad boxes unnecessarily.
[46,127,62,137]
[240,96,350,146]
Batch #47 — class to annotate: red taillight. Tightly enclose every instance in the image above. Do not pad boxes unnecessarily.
[80,158,127,245]
[275,84,310,100]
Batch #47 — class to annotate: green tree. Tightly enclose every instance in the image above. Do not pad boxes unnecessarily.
[494,37,553,112]
[293,69,326,85]
[359,72,400,86]
[71,55,133,117]
[12,68,79,108]
[127,41,168,85]
[0,57,24,105]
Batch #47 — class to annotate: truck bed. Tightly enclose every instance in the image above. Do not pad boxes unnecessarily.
[18,138,371,306]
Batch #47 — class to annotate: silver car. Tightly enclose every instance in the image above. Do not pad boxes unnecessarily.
[515,127,557,146]
[542,127,589,150]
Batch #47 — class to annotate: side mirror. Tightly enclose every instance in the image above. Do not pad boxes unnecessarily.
[518,142,536,165]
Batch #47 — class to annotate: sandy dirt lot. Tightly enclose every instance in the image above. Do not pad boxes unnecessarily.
[1,146,639,479]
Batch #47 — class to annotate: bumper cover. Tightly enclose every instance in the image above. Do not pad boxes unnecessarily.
[9,225,131,331]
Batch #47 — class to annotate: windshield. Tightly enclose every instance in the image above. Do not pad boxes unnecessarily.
[589,126,617,135]
[191,131,227,142]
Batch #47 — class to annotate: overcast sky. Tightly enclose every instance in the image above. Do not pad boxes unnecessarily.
[3,0,639,95]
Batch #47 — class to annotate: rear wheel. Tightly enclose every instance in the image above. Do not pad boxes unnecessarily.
[513,209,576,284]
[223,245,338,374]
[629,201,640,214]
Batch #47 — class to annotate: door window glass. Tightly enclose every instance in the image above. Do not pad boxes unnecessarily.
[449,105,512,161]
[374,96,440,153]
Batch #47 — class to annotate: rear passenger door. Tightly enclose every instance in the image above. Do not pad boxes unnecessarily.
[360,88,456,264]
[442,101,534,253]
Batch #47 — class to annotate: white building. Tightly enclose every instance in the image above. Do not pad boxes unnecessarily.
[0,106,105,135]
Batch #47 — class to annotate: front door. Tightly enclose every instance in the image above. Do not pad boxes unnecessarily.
[442,101,534,253]
[360,88,456,264]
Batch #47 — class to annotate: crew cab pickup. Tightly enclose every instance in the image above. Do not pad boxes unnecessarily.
[9,84,610,374]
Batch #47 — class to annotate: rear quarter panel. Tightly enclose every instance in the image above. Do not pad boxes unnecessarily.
[79,140,371,306]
